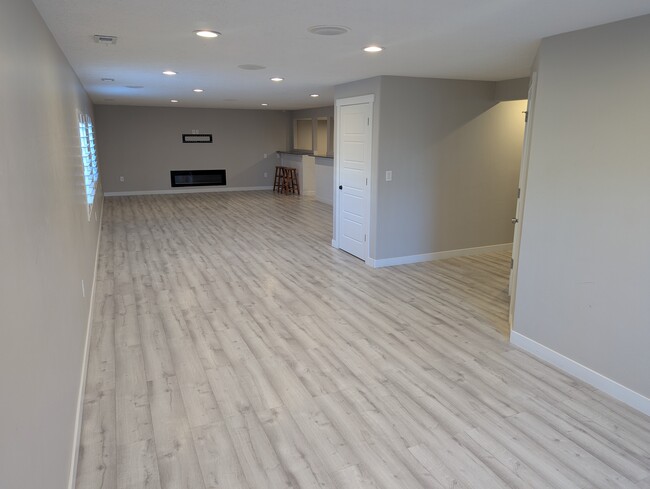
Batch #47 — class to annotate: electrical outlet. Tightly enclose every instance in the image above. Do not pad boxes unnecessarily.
[386,170,393,181]
[263,153,268,159]
[264,172,268,178]
[119,176,124,182]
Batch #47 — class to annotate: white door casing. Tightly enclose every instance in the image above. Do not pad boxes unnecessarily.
[334,95,373,261]
[509,72,537,328]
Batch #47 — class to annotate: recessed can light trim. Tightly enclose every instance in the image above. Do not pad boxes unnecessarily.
[261,103,269,106]
[270,77,284,82]
[170,99,179,103]
[363,45,383,53]
[162,70,177,76]
[195,30,220,38]
[193,88,204,93]
[310,94,320,98]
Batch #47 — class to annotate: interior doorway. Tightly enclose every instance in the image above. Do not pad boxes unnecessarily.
[334,95,374,261]
[509,73,538,329]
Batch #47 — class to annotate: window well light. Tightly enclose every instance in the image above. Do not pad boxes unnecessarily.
[363,45,383,53]
[195,30,220,38]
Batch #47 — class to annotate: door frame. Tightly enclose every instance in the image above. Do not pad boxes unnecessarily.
[509,72,538,329]
[333,94,374,263]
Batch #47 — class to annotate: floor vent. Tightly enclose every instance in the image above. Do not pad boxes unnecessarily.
[170,170,226,187]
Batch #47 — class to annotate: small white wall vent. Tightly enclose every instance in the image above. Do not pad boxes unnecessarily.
[94,35,117,45]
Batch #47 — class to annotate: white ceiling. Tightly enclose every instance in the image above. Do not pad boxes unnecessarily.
[33,0,650,110]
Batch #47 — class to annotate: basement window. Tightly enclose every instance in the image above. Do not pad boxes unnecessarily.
[78,114,99,219]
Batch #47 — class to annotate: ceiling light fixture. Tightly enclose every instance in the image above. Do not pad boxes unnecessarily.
[162,70,177,76]
[261,103,269,106]
[195,30,220,38]
[270,77,284,82]
[363,45,383,53]
[308,25,350,36]
[170,99,179,103]
[310,94,319,98]
[193,88,204,93]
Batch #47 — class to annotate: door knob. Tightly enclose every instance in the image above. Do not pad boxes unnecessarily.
[339,185,343,190]
[511,218,519,224]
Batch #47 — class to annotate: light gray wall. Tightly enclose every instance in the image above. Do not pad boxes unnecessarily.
[513,15,650,398]
[377,77,525,259]
[0,1,102,488]
[335,76,526,261]
[496,77,530,101]
[95,105,291,193]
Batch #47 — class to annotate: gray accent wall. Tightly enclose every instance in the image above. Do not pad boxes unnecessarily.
[335,76,526,261]
[513,15,650,398]
[0,1,102,488]
[95,105,291,193]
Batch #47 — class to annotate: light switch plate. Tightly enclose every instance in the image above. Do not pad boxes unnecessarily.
[386,170,392,181]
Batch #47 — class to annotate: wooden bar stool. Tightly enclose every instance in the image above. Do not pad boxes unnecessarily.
[273,166,285,193]
[282,167,300,195]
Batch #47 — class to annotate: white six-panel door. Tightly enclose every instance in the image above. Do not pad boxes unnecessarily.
[335,96,373,261]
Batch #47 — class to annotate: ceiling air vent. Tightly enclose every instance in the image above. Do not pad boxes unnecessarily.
[308,25,350,36]
[94,35,117,45]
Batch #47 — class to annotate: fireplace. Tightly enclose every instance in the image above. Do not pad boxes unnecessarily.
[170,169,226,187]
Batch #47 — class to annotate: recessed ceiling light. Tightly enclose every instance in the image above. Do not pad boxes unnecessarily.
[162,70,177,76]
[238,64,266,71]
[270,77,284,82]
[310,94,320,98]
[170,99,179,103]
[308,25,350,36]
[193,88,204,93]
[363,45,383,53]
[195,30,220,38]
[261,103,269,106]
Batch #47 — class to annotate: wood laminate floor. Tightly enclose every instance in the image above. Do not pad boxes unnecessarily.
[76,191,650,489]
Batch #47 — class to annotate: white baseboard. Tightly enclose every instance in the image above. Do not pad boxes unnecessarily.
[368,242,512,268]
[104,185,273,197]
[331,239,338,248]
[68,196,104,489]
[510,331,650,416]
[302,190,316,196]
